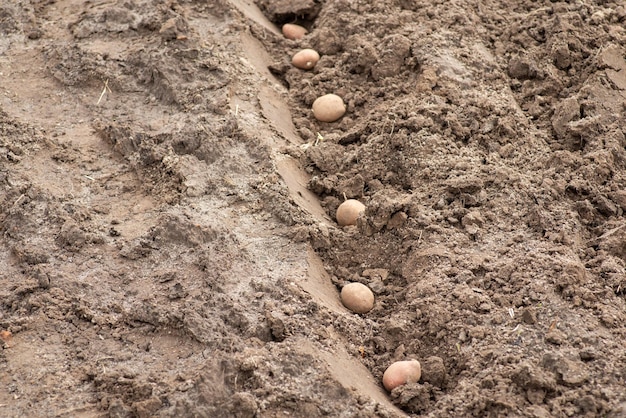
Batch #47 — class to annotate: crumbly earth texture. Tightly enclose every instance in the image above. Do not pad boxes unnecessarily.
[1,1,626,417]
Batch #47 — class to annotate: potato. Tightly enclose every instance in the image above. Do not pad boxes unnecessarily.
[382,360,422,391]
[282,23,307,40]
[340,282,374,314]
[312,94,346,123]
[292,49,320,70]
[336,199,365,226]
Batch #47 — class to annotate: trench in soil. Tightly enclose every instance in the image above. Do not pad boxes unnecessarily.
[227,0,401,411]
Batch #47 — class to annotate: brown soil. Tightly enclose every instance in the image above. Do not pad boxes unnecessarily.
[2,1,626,417]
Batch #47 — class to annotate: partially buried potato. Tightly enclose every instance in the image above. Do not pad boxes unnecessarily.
[282,23,307,40]
[340,282,374,314]
[382,360,422,391]
[336,199,365,226]
[292,49,320,70]
[312,94,346,122]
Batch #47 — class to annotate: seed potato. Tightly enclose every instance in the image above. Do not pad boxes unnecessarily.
[292,49,320,70]
[312,94,346,122]
[336,199,365,226]
[282,23,307,40]
[382,360,422,391]
[340,282,375,314]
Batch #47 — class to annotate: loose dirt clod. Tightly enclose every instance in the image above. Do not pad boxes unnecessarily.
[383,360,422,391]
[336,199,365,226]
[340,282,374,314]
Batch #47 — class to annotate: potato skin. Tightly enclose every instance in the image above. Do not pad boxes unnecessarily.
[292,49,320,70]
[312,94,346,122]
[336,199,365,226]
[340,282,374,314]
[282,24,307,40]
[382,360,422,391]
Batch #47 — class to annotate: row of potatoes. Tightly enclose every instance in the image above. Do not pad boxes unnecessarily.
[282,23,422,395]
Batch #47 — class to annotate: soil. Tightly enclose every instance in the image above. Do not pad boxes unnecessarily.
[2,0,626,417]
